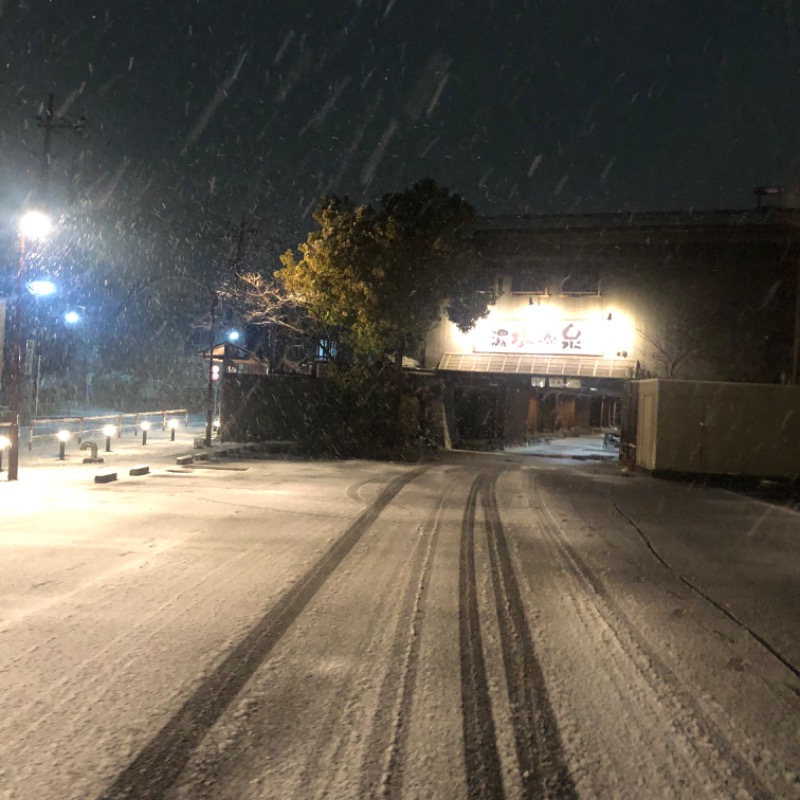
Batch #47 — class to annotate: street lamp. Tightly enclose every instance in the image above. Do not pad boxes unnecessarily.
[205,291,219,447]
[7,210,52,481]
[103,424,116,452]
[140,419,151,445]
[56,429,70,460]
[168,418,180,441]
[28,279,56,297]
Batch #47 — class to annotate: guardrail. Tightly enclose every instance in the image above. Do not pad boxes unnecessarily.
[27,409,189,450]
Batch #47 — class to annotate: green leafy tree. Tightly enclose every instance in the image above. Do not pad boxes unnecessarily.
[278,179,495,364]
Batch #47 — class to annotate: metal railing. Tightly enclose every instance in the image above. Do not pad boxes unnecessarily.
[27,409,189,450]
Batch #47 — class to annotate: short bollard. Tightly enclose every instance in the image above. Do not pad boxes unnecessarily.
[168,418,179,441]
[140,419,151,445]
[103,424,116,452]
[57,430,70,460]
[0,435,10,472]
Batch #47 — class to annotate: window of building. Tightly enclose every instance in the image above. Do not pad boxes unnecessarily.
[559,269,600,295]
[510,269,549,295]
[317,339,338,361]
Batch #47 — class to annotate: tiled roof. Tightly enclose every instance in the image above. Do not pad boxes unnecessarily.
[438,352,636,378]
[476,208,799,232]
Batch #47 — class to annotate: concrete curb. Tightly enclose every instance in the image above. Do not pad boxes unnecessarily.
[94,469,118,484]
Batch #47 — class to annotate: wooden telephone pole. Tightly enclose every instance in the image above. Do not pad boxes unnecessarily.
[37,93,87,199]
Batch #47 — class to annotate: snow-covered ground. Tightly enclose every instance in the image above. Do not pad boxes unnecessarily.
[0,449,798,799]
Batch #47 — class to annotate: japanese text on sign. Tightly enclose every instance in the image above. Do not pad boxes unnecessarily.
[475,320,604,356]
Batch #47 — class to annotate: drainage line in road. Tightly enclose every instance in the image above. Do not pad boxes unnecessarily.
[95,465,430,800]
[612,502,800,682]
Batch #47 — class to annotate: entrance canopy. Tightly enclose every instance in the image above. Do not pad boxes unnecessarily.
[438,352,636,379]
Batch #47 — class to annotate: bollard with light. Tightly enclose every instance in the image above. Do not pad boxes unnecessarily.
[168,418,180,441]
[140,419,151,445]
[103,424,116,452]
[0,435,10,473]
[7,210,52,481]
[56,429,70,460]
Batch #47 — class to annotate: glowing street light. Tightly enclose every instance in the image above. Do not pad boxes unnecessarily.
[64,310,81,324]
[103,424,117,452]
[28,279,56,297]
[168,418,180,441]
[7,210,52,481]
[20,210,52,241]
[56,429,70,460]
[140,419,151,445]
[227,329,240,342]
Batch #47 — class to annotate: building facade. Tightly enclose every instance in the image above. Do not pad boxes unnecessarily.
[425,209,799,444]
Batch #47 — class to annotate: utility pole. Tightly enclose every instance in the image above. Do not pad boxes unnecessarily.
[205,292,219,447]
[792,249,800,384]
[37,93,87,200]
[39,94,55,198]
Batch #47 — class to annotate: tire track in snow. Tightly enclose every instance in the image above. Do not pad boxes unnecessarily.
[1,542,260,746]
[459,475,504,799]
[527,473,774,799]
[459,472,576,799]
[480,473,577,800]
[95,466,429,800]
[358,487,450,800]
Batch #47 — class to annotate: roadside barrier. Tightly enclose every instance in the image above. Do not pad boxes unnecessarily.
[28,409,189,451]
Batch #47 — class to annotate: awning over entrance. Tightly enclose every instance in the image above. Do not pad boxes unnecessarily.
[438,352,636,379]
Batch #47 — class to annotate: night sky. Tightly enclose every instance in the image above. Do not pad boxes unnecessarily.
[1,0,799,271]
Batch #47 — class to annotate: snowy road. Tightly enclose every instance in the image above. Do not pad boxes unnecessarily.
[1,455,798,799]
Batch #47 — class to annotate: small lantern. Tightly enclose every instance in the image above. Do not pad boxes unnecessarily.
[103,424,116,452]
[56,429,70,460]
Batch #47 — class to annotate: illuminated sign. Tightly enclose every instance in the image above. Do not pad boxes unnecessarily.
[474,319,605,356]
